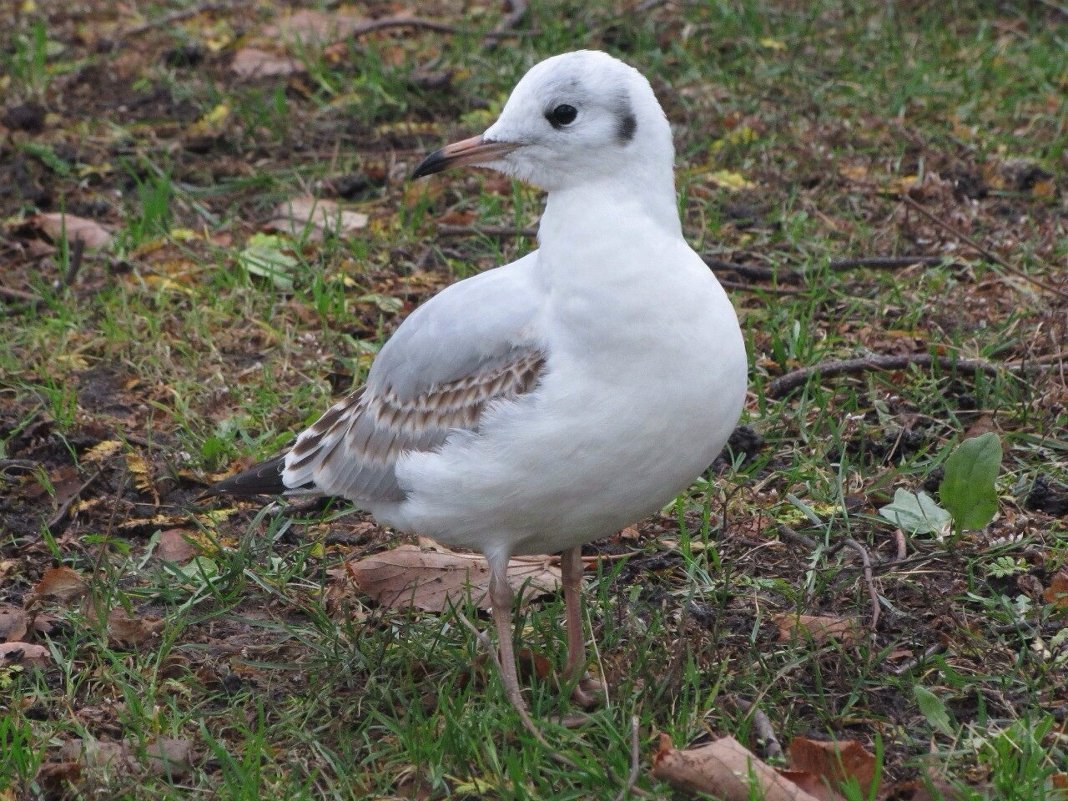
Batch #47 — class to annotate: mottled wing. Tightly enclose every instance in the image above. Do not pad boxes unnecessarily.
[282,348,546,502]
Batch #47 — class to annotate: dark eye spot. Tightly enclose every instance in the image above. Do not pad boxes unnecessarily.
[546,104,578,128]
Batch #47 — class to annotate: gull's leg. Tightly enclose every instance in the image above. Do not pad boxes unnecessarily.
[560,546,603,708]
[487,554,526,713]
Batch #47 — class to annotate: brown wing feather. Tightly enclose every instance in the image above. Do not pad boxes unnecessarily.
[282,349,546,503]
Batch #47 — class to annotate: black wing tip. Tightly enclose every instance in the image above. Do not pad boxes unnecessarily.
[204,454,288,498]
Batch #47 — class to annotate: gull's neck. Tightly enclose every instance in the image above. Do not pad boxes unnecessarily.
[538,162,682,252]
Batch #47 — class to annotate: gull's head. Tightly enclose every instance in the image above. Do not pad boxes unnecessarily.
[412,51,674,192]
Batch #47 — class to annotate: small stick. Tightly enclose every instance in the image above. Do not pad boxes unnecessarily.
[892,642,946,675]
[735,698,784,761]
[47,470,102,533]
[350,16,459,37]
[840,537,880,631]
[702,257,798,283]
[484,0,528,46]
[0,285,41,305]
[901,196,1067,299]
[612,715,642,801]
[437,224,537,238]
[827,255,958,271]
[62,238,85,287]
[776,524,818,550]
[766,353,1007,399]
[890,529,907,562]
[718,279,801,296]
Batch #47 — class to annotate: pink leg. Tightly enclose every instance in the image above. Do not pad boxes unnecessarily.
[488,559,527,713]
[560,546,603,708]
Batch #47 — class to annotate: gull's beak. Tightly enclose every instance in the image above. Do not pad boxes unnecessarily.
[412,135,518,179]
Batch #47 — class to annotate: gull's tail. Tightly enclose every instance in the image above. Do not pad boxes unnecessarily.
[205,454,288,498]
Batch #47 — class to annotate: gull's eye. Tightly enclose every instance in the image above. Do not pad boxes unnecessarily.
[546,104,578,128]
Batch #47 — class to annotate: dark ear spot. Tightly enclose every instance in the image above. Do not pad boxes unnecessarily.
[617,111,637,143]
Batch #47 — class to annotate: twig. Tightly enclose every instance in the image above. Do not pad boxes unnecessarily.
[0,285,41,305]
[840,537,880,631]
[890,529,907,562]
[122,2,235,37]
[766,353,1010,399]
[612,715,642,801]
[47,470,102,533]
[827,255,959,271]
[719,279,801,296]
[350,16,458,37]
[892,642,946,675]
[702,257,799,283]
[62,238,85,287]
[454,610,579,770]
[776,524,818,550]
[437,224,537,238]
[901,196,1067,299]
[484,0,528,46]
[735,698,784,761]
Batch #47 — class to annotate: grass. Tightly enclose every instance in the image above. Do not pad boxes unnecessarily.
[1,0,1066,799]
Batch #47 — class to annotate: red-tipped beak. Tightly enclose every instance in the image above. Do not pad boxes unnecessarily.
[412,135,518,179]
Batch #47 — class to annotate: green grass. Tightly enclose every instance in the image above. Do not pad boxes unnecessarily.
[1,0,1066,799]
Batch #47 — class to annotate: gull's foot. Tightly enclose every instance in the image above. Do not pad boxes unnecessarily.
[569,673,604,709]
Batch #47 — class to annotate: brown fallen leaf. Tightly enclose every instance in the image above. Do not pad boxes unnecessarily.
[107,608,164,648]
[59,737,193,779]
[32,566,87,602]
[778,770,846,801]
[774,613,859,644]
[652,734,822,801]
[1043,570,1068,619]
[0,606,28,642]
[267,196,368,240]
[346,544,560,612]
[788,737,876,798]
[0,641,52,667]
[156,528,199,563]
[231,47,305,78]
[879,777,966,800]
[31,212,113,249]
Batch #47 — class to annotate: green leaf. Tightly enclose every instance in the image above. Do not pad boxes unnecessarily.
[878,488,952,537]
[913,685,955,737]
[238,233,298,291]
[939,433,1002,531]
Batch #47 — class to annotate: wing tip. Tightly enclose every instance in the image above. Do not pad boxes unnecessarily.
[204,454,288,498]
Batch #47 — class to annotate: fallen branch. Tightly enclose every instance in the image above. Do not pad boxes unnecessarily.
[901,196,1067,299]
[702,257,798,283]
[766,353,1007,399]
[484,0,528,46]
[839,537,880,631]
[827,255,958,271]
[735,698,784,761]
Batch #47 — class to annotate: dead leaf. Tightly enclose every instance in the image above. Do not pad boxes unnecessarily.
[59,737,193,779]
[0,641,53,667]
[774,613,859,644]
[787,737,876,798]
[267,196,368,240]
[32,566,87,602]
[231,47,304,78]
[82,440,122,463]
[107,608,164,648]
[346,544,560,612]
[1043,570,1068,619]
[125,452,155,496]
[156,529,198,563]
[879,778,965,800]
[31,212,113,249]
[0,606,28,642]
[652,734,822,800]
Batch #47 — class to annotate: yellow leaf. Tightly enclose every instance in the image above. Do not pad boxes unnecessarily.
[708,125,758,153]
[83,440,122,463]
[708,170,755,191]
[888,175,919,194]
[838,164,870,183]
[758,37,787,50]
[1032,179,1055,200]
[125,452,154,494]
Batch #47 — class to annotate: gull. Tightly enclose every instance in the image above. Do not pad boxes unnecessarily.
[211,50,748,714]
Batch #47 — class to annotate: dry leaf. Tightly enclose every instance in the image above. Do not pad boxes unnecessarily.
[82,440,122,463]
[267,196,368,240]
[32,566,87,602]
[156,529,198,563]
[107,609,164,648]
[231,47,304,78]
[774,613,859,644]
[1043,570,1068,618]
[0,641,52,667]
[787,737,876,797]
[125,452,155,495]
[652,734,822,801]
[59,737,193,779]
[0,606,28,642]
[346,544,560,612]
[31,213,113,249]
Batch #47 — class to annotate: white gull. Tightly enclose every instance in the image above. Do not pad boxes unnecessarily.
[212,49,748,713]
